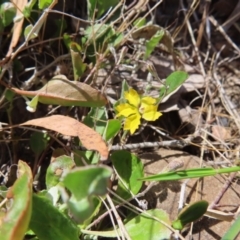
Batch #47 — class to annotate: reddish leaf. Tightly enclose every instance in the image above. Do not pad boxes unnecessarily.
[0,160,33,240]
[21,115,109,161]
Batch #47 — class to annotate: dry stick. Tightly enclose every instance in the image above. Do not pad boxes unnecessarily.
[180,0,205,76]
[47,7,114,25]
[209,16,240,56]
[99,196,122,240]
[200,129,231,158]
[114,0,163,47]
[13,0,58,59]
[117,0,149,32]
[222,0,240,32]
[110,139,189,151]
[213,51,240,132]
[0,0,58,88]
[87,186,185,240]
[208,172,237,209]
[22,53,70,90]
[208,134,240,210]
[83,2,125,84]
[188,105,212,238]
[106,194,131,240]
[108,189,186,240]
[173,0,199,39]
[196,0,211,48]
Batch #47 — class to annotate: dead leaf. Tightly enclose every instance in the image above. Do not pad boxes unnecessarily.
[211,125,231,141]
[205,208,234,222]
[6,0,27,57]
[20,115,109,161]
[11,75,107,107]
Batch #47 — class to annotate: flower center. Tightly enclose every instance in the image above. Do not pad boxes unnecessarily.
[139,105,145,114]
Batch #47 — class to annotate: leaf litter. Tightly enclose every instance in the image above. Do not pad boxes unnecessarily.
[0,0,240,239]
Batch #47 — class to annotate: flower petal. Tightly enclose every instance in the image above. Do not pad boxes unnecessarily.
[141,96,157,105]
[116,103,138,117]
[124,113,141,134]
[124,89,140,107]
[141,105,162,121]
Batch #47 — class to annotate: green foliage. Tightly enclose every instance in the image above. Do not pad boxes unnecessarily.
[140,166,240,181]
[104,119,121,141]
[222,214,240,240]
[133,18,147,28]
[87,0,118,19]
[24,24,39,40]
[26,94,39,112]
[145,30,164,59]
[125,209,172,240]
[0,2,16,27]
[83,24,123,61]
[22,0,37,17]
[172,201,209,230]
[29,194,79,240]
[30,131,49,155]
[4,89,15,102]
[82,209,172,239]
[111,150,144,199]
[38,0,53,10]
[63,166,112,223]
[158,71,188,102]
[70,42,87,80]
[45,155,75,189]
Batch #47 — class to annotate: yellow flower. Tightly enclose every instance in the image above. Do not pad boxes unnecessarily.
[115,88,162,134]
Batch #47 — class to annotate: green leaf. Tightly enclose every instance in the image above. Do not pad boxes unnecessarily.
[30,193,79,240]
[109,32,124,47]
[83,107,108,163]
[145,30,164,60]
[11,75,107,107]
[4,89,15,102]
[63,166,112,223]
[53,18,67,38]
[172,201,209,230]
[26,94,39,112]
[24,24,39,41]
[82,209,171,239]
[0,161,33,240]
[133,18,146,28]
[45,155,75,189]
[103,119,121,141]
[0,2,16,27]
[125,209,171,240]
[70,42,87,80]
[38,0,53,9]
[140,166,240,181]
[84,24,112,43]
[23,0,37,18]
[159,71,188,101]
[30,131,49,155]
[111,150,144,199]
[83,107,107,136]
[222,214,240,240]
[63,33,72,49]
[87,0,118,19]
[84,24,123,60]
